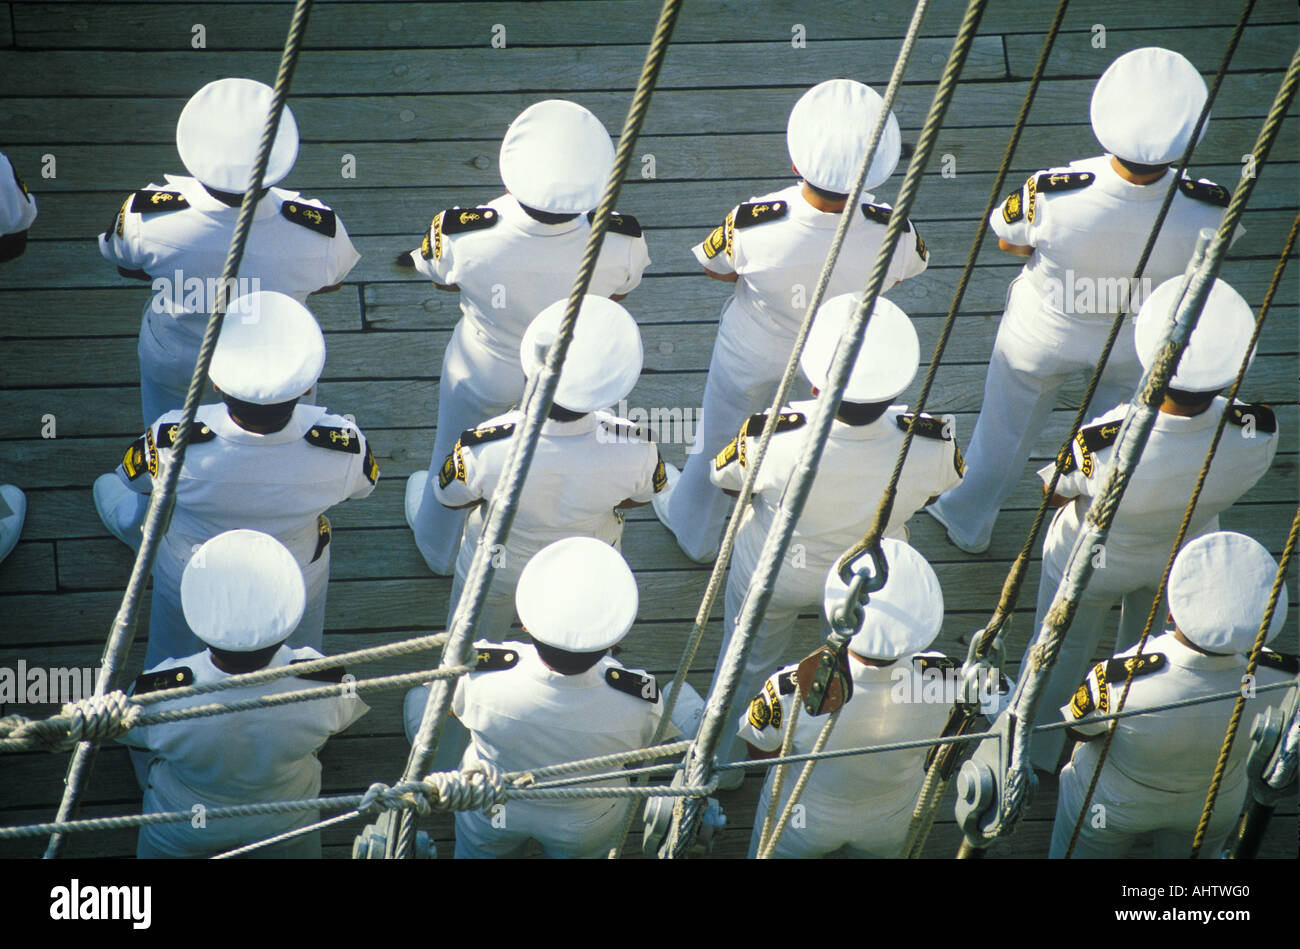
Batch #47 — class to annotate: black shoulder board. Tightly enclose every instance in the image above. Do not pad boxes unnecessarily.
[290,659,346,683]
[1078,420,1121,453]
[914,655,959,673]
[587,210,643,238]
[1104,653,1165,682]
[1257,650,1299,675]
[133,666,194,695]
[860,202,892,226]
[896,413,950,440]
[742,411,805,437]
[733,200,788,229]
[600,419,651,442]
[776,670,798,695]
[304,425,362,454]
[1035,171,1095,194]
[156,421,216,449]
[605,667,659,702]
[1227,402,1276,434]
[441,207,498,235]
[1178,178,1230,208]
[474,647,520,672]
[280,201,337,237]
[459,422,516,447]
[130,190,191,214]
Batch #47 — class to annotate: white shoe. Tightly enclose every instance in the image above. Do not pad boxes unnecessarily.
[0,484,27,564]
[405,471,454,576]
[924,500,989,555]
[93,474,145,551]
[650,461,681,531]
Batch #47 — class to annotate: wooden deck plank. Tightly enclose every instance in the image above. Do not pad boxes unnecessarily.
[4,118,1292,194]
[6,71,1296,146]
[15,0,1295,50]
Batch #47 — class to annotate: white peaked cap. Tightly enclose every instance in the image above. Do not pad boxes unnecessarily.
[788,79,902,193]
[1168,531,1287,653]
[1135,276,1254,393]
[210,291,326,404]
[177,78,299,191]
[181,529,306,651]
[800,292,919,402]
[521,295,643,413]
[499,100,615,214]
[515,537,639,652]
[1090,48,1208,165]
[824,539,945,660]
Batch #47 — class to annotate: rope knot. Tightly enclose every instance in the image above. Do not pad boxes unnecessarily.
[60,691,141,746]
[421,761,508,812]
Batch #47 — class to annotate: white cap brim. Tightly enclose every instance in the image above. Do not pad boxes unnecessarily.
[177,78,299,191]
[210,291,325,404]
[181,529,306,651]
[1091,48,1207,165]
[788,79,901,193]
[1135,276,1253,392]
[825,539,944,660]
[515,537,638,651]
[800,293,918,402]
[1169,531,1287,652]
[520,295,642,413]
[500,100,614,213]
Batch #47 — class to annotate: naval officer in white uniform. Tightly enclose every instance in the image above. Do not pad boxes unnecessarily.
[404,537,671,858]
[736,540,971,858]
[94,291,379,667]
[1050,531,1297,858]
[0,151,37,562]
[928,48,1240,554]
[707,293,963,780]
[435,295,667,638]
[654,78,930,564]
[403,100,651,575]
[97,77,360,424]
[1025,277,1278,772]
[125,529,368,858]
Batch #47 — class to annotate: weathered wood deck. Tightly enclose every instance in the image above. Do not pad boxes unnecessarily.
[0,0,1296,859]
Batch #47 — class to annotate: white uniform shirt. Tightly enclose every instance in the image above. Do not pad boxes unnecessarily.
[124,644,368,855]
[435,410,666,581]
[736,655,954,809]
[0,152,37,236]
[117,402,378,575]
[1042,398,1278,564]
[99,174,360,352]
[453,642,668,786]
[692,184,928,342]
[1063,633,1294,793]
[712,401,963,595]
[411,195,650,361]
[991,157,1235,320]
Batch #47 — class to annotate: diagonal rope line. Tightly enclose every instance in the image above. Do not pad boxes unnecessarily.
[607,0,934,860]
[389,0,686,859]
[897,0,1072,859]
[43,0,316,860]
[972,0,1259,667]
[1190,506,1300,857]
[667,0,992,858]
[1065,208,1299,858]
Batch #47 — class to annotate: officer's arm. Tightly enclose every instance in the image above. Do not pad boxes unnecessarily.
[1043,481,1075,508]
[703,268,740,283]
[1065,726,1103,744]
[998,238,1034,257]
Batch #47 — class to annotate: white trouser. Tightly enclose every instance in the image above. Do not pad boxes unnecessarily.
[713,541,822,771]
[409,320,526,574]
[145,537,330,667]
[930,278,1141,552]
[666,299,810,562]
[1022,506,1217,772]
[137,816,322,859]
[454,798,623,859]
[1049,742,1240,858]
[747,773,913,858]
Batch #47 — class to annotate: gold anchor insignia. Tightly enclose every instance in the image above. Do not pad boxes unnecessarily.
[752,204,771,215]
[459,211,481,224]
[1048,173,1068,186]
[303,208,322,224]
[1100,424,1119,439]
[329,429,352,445]
[166,424,179,444]
[478,651,491,665]
[150,192,174,204]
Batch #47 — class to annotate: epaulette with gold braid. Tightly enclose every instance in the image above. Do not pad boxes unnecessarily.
[1035,170,1095,193]
[587,210,643,238]
[304,425,362,454]
[1178,178,1230,208]
[474,647,520,672]
[440,207,498,234]
[156,421,215,449]
[733,200,787,229]
[896,413,951,440]
[742,411,805,437]
[459,422,515,447]
[130,190,190,214]
[860,202,892,226]
[290,659,346,683]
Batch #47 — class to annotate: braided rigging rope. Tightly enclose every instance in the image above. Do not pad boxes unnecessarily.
[43,0,316,860]
[389,0,686,859]
[986,39,1300,852]
[667,0,993,858]
[606,0,934,859]
[894,0,1072,859]
[1190,506,1300,857]
[1065,209,1300,858]
[971,0,1259,667]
